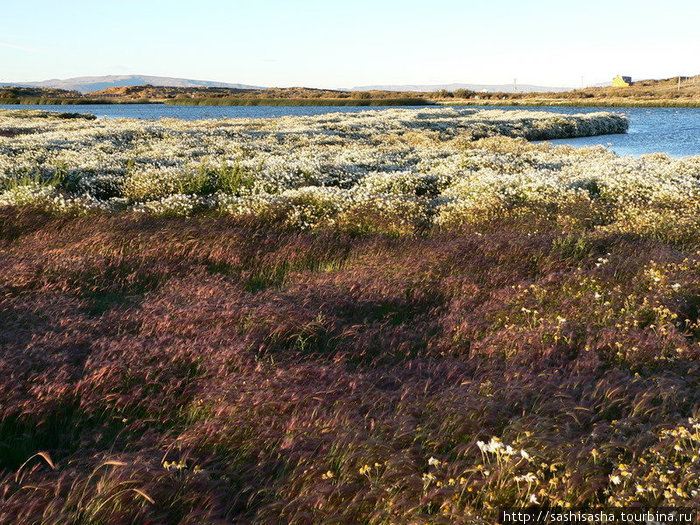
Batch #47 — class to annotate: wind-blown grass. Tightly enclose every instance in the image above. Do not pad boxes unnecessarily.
[2,208,700,523]
[4,107,700,524]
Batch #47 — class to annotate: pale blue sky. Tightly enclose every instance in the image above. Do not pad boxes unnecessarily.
[2,0,698,88]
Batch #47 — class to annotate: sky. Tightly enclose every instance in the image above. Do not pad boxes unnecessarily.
[1,0,699,89]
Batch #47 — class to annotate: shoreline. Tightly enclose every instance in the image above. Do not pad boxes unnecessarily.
[2,98,700,108]
[436,99,700,108]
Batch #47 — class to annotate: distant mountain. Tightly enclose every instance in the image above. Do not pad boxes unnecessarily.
[2,75,263,93]
[352,83,574,94]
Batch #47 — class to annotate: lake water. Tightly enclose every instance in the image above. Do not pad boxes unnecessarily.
[2,103,699,158]
[525,106,700,158]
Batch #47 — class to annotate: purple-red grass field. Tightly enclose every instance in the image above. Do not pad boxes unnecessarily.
[2,205,700,523]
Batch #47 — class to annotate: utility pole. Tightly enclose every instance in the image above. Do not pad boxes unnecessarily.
[678,76,681,91]
[513,78,517,93]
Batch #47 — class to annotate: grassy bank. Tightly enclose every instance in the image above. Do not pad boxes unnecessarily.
[3,108,700,523]
[0,109,96,120]
[440,98,700,108]
[165,97,433,106]
[0,97,115,105]
[3,96,700,108]
[0,98,158,105]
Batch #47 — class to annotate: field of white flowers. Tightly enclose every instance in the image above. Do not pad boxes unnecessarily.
[2,106,698,237]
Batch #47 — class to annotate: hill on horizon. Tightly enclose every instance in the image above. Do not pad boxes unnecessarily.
[2,75,263,93]
[4,74,699,100]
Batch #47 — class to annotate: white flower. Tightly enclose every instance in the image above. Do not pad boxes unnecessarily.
[488,437,503,451]
[428,457,440,467]
[516,472,537,483]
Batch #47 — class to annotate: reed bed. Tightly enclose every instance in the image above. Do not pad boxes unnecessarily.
[444,99,700,108]
[3,107,700,523]
[165,97,432,106]
[0,97,120,105]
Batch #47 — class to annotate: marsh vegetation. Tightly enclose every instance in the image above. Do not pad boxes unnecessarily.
[3,108,700,524]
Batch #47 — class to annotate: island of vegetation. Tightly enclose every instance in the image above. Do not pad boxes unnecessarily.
[2,107,700,523]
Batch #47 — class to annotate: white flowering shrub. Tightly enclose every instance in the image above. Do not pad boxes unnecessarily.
[134,193,215,217]
[0,181,56,207]
[0,180,104,215]
[2,106,698,237]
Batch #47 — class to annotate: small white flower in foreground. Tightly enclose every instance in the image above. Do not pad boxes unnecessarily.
[516,472,537,483]
[488,437,503,451]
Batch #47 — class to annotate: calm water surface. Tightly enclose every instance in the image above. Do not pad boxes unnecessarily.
[524,106,700,158]
[0,103,417,120]
[2,103,699,158]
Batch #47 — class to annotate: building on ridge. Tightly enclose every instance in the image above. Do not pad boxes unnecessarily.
[612,75,633,87]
